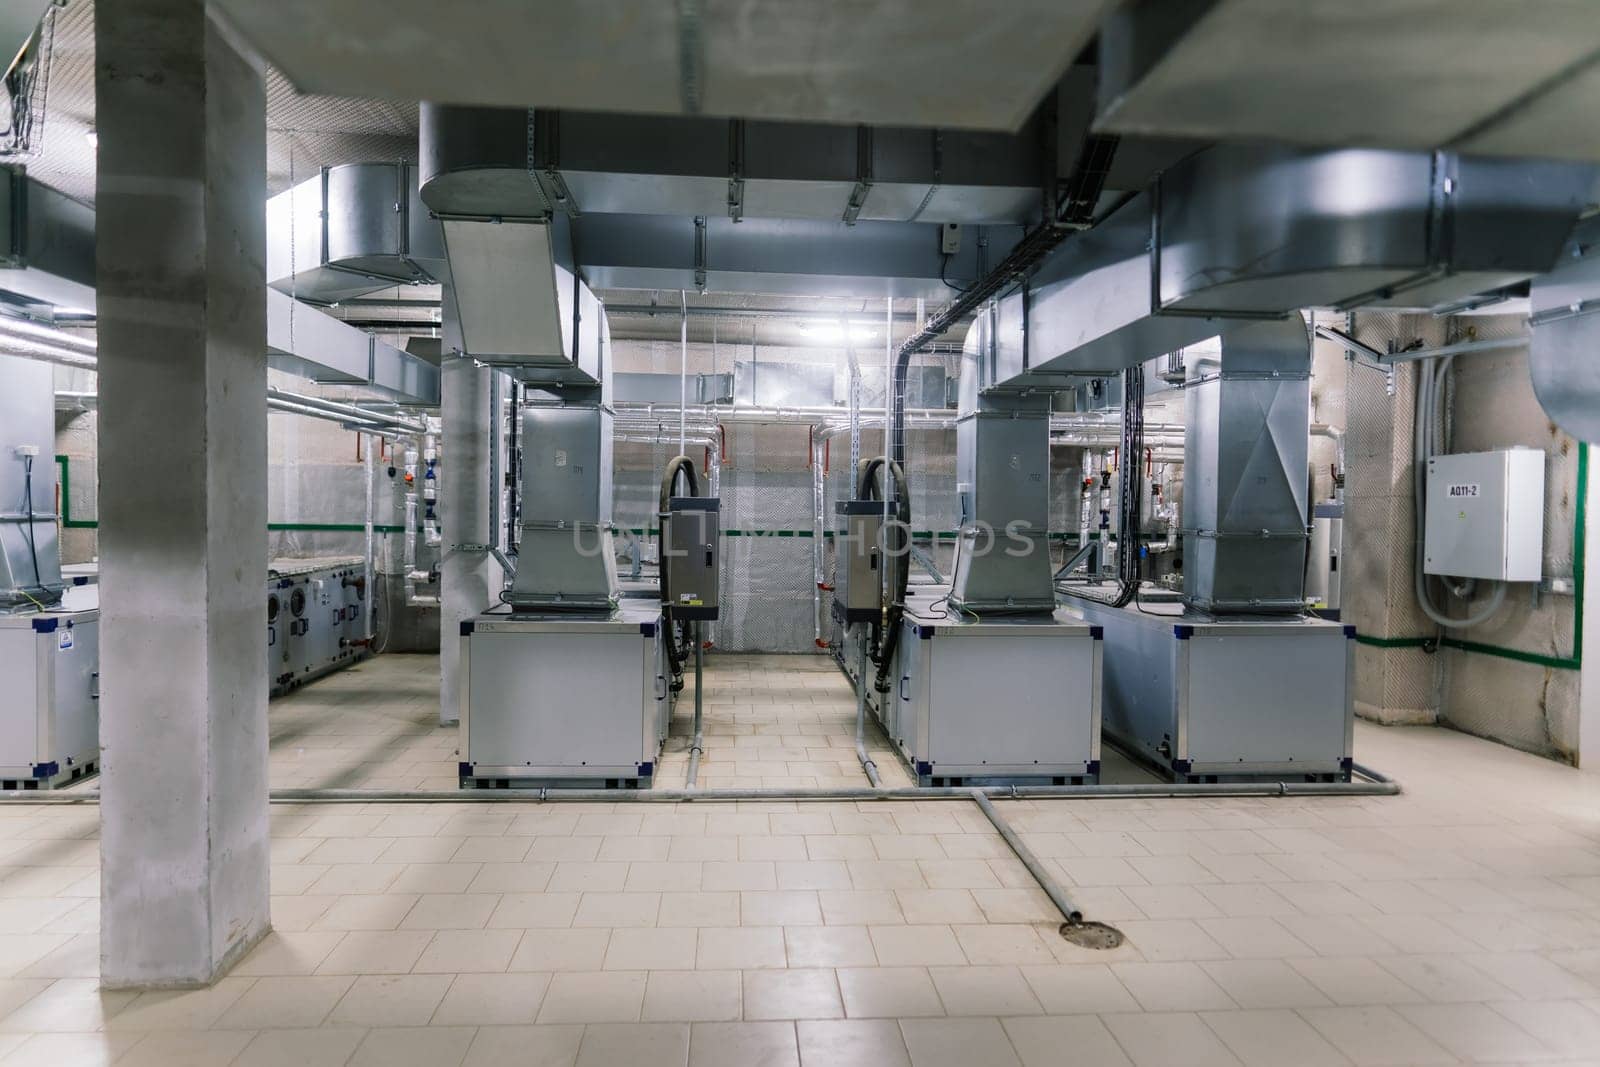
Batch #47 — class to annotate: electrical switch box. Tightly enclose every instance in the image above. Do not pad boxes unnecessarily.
[1425,448,1545,582]
[663,497,720,620]
[834,500,885,624]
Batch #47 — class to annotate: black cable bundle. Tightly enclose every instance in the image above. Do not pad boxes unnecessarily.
[657,456,700,692]
[1058,364,1144,609]
[857,456,910,693]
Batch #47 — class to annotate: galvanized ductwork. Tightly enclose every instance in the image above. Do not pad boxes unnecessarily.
[1529,216,1600,442]
[1182,318,1312,614]
[421,104,619,610]
[947,306,1057,614]
[419,104,602,382]
[266,162,447,304]
[990,144,1593,385]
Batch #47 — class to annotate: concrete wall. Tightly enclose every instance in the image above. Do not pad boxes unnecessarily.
[1335,313,1588,763]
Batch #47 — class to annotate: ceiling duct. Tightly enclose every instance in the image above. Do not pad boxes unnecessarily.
[419,104,602,384]
[989,144,1594,386]
[266,162,446,304]
[1094,0,1600,161]
[1529,217,1600,441]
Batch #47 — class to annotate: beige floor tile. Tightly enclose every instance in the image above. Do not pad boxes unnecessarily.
[577,1021,690,1067]
[233,1027,367,1067]
[688,1020,798,1067]
[1200,1010,1347,1067]
[1198,959,1332,1010]
[867,925,965,967]
[641,970,742,1022]
[511,930,612,973]
[927,965,1042,1016]
[796,1019,911,1067]
[836,968,944,1019]
[488,892,580,929]
[328,974,452,1027]
[0,1031,141,1067]
[461,1024,583,1067]
[1101,1012,1241,1067]
[537,971,647,1024]
[400,894,500,931]
[116,1029,258,1067]
[1298,1005,1456,1066]
[1110,962,1237,1013]
[431,972,551,1026]
[899,1017,1019,1067]
[349,1025,476,1067]
[0,978,135,1032]
[106,977,253,1031]
[572,892,661,929]
[310,894,420,932]
[415,929,523,973]
[1003,1016,1131,1067]
[742,968,842,1020]
[315,930,434,976]
[696,927,787,970]
[214,975,354,1029]
[603,928,698,971]
[741,891,822,927]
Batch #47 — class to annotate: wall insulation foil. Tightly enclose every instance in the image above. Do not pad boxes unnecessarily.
[717,423,816,653]
[1434,314,1581,760]
[1342,311,1441,725]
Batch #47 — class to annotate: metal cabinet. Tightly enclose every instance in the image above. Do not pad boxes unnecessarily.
[0,610,99,788]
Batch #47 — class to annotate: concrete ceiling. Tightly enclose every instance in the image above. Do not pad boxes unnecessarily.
[1095,0,1600,160]
[14,0,418,204]
[211,0,1109,132]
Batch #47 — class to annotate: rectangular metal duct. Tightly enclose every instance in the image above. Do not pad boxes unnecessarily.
[1530,216,1600,442]
[991,144,1593,386]
[1095,0,1600,162]
[947,309,1057,614]
[266,163,447,304]
[1182,318,1312,614]
[438,217,602,385]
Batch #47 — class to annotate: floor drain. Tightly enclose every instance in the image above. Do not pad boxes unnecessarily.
[1059,921,1124,950]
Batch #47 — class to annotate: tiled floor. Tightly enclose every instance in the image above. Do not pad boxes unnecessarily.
[5,652,1600,1065]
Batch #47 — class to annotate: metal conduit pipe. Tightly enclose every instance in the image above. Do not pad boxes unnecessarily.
[0,316,98,355]
[267,387,428,434]
[971,791,1082,925]
[0,335,99,371]
[1,766,1398,805]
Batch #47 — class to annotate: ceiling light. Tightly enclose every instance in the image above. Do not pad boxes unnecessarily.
[797,321,878,344]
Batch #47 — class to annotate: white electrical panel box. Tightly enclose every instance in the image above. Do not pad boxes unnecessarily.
[1425,449,1545,582]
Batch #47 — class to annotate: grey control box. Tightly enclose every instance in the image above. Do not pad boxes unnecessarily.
[663,497,720,620]
[834,500,885,624]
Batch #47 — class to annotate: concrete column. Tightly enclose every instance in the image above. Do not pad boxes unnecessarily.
[439,336,499,725]
[95,1,270,987]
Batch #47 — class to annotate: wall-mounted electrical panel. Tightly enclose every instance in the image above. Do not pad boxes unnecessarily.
[663,496,720,620]
[1425,448,1545,582]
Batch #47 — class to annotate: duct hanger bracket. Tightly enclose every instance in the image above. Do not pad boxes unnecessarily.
[843,126,874,226]
[693,215,708,291]
[727,119,745,223]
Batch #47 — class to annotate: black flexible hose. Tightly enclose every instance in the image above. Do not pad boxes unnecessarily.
[855,457,911,691]
[658,456,701,689]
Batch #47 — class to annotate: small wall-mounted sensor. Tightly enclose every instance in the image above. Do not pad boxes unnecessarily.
[12,445,40,458]
[940,222,962,256]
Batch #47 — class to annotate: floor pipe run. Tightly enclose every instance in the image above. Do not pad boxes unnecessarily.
[854,626,881,787]
[685,623,705,788]
[971,790,1083,926]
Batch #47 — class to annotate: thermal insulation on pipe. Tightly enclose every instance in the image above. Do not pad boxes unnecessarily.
[0,316,97,356]
[267,386,427,433]
[0,335,98,372]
